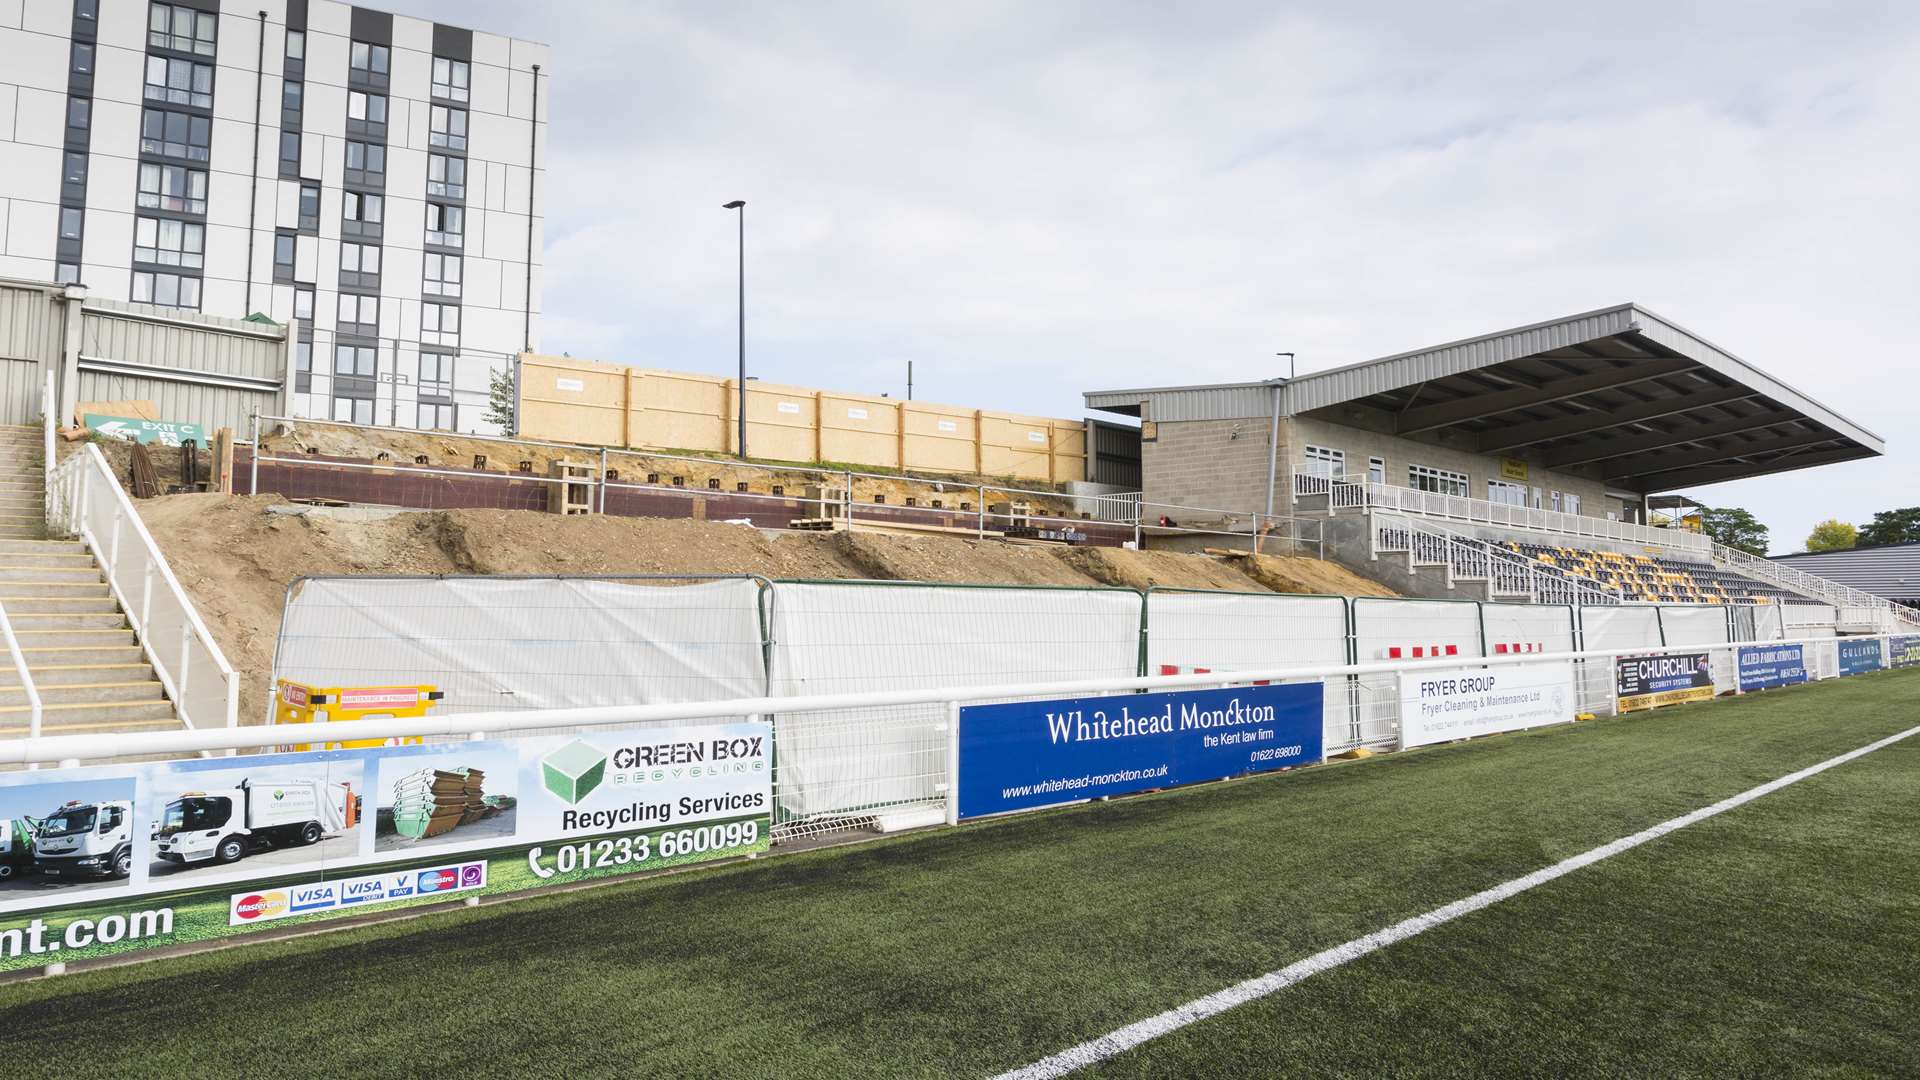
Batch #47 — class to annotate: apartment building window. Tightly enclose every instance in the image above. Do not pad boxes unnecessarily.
[141,109,210,161]
[426,154,465,198]
[56,263,81,285]
[347,91,388,125]
[67,98,91,131]
[298,184,320,230]
[430,57,469,102]
[283,81,302,111]
[273,232,295,280]
[76,0,97,19]
[334,344,377,379]
[1408,464,1469,497]
[64,153,87,186]
[1488,479,1527,507]
[422,253,461,297]
[72,41,94,74]
[144,57,214,109]
[429,106,467,150]
[285,29,304,59]
[417,401,456,430]
[339,242,381,288]
[133,217,205,268]
[333,397,375,424]
[136,164,207,214]
[294,338,312,391]
[343,191,383,238]
[336,294,380,332]
[424,203,463,247]
[279,130,302,172]
[149,3,217,56]
[417,352,454,395]
[131,271,200,309]
[349,42,390,76]
[294,288,313,320]
[345,141,385,185]
[420,303,460,347]
[59,208,84,240]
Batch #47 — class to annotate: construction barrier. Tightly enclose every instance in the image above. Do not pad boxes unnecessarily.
[273,680,440,750]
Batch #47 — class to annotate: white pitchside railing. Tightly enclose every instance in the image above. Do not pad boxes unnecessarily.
[46,442,239,731]
[1295,472,1714,555]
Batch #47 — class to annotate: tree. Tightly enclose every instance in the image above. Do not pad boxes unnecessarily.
[1805,519,1857,553]
[1700,506,1769,556]
[484,364,517,436]
[1858,507,1920,549]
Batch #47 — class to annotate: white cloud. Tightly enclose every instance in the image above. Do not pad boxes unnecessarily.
[413,0,1919,552]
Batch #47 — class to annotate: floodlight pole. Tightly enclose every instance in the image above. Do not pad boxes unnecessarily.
[724,199,747,458]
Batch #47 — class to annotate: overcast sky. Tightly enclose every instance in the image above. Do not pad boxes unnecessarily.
[417,0,1916,555]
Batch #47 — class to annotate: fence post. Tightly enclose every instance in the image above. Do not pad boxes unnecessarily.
[844,470,856,532]
[944,699,961,826]
[598,447,608,513]
[249,412,260,496]
[1250,512,1261,556]
[177,616,194,728]
[977,484,986,538]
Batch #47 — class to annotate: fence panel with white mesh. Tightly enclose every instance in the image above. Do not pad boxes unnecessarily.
[1657,604,1736,692]
[273,576,770,736]
[1143,589,1354,752]
[763,581,1143,839]
[1349,597,1486,750]
[1576,605,1663,714]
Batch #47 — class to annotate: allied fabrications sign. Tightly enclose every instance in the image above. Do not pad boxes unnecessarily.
[0,722,769,973]
[956,683,1323,820]
[1889,636,1920,669]
[1736,644,1808,692]
[1615,653,1715,712]
[1397,661,1574,749]
[1838,638,1884,676]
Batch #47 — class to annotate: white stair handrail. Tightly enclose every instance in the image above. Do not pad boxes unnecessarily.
[47,442,239,729]
[1711,541,1920,628]
[0,600,43,751]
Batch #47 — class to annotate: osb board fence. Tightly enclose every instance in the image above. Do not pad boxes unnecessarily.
[516,354,1089,484]
[234,450,1135,547]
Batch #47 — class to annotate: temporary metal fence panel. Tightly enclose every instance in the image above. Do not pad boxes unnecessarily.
[1751,603,1785,642]
[1350,597,1485,749]
[1143,590,1352,751]
[1658,604,1735,692]
[1780,603,1839,638]
[764,582,1142,836]
[273,576,770,736]
[1576,605,1664,714]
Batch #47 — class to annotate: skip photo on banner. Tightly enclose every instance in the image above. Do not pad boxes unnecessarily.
[1397,661,1575,749]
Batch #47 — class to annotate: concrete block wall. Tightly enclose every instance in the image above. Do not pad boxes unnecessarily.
[1139,416,1281,515]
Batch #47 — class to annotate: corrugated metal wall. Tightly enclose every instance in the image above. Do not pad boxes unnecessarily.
[74,300,286,433]
[0,281,64,426]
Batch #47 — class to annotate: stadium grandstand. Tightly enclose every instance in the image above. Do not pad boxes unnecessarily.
[1771,542,1920,611]
[1087,303,1911,629]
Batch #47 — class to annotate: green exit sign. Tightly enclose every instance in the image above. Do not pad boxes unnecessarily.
[84,415,207,448]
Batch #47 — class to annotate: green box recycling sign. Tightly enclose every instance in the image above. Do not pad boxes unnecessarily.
[84,414,207,448]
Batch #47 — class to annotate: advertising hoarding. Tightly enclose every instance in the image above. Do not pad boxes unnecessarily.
[0,722,770,972]
[956,683,1323,820]
[1396,661,1575,750]
[1838,638,1884,677]
[1889,636,1920,669]
[1736,644,1808,692]
[1615,653,1715,713]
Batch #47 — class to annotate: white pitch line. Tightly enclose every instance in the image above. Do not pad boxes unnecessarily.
[994,723,1920,1080]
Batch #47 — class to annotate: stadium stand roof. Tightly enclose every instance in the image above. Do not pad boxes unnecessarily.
[1085,303,1884,494]
[1770,543,1920,605]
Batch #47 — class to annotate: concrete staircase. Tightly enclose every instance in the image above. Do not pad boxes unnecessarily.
[0,425,179,740]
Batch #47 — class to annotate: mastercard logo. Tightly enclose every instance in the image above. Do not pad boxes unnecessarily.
[234,891,289,921]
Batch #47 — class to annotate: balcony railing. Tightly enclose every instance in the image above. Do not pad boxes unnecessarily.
[1294,472,1712,555]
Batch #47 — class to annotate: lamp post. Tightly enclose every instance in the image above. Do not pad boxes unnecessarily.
[723,199,746,458]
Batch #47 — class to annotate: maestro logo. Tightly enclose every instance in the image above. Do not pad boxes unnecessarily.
[417,868,459,893]
[233,890,289,921]
[540,739,608,805]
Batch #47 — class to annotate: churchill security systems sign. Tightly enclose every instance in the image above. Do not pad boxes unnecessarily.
[1396,661,1575,750]
[956,683,1323,820]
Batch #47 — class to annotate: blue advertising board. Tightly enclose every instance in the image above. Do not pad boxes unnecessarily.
[1838,638,1884,677]
[956,683,1324,820]
[1889,636,1920,670]
[1737,644,1807,692]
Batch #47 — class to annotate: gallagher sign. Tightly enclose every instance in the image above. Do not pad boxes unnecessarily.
[1736,644,1808,692]
[1397,661,1574,749]
[956,683,1323,820]
[1615,653,1714,712]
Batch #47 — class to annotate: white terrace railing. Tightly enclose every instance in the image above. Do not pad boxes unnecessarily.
[1373,513,1627,607]
[1294,472,1713,556]
[46,442,239,730]
[1712,542,1920,632]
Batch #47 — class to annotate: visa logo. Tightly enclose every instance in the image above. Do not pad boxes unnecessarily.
[339,878,386,905]
[290,882,338,913]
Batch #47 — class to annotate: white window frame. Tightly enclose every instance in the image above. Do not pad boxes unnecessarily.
[1408,464,1469,497]
[1302,445,1346,479]
[1487,479,1528,507]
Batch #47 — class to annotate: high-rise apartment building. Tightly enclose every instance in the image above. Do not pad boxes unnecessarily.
[0,0,546,432]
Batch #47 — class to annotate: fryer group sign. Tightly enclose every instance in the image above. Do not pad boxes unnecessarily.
[956,683,1324,819]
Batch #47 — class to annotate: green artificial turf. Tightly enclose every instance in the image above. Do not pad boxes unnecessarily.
[0,671,1915,1078]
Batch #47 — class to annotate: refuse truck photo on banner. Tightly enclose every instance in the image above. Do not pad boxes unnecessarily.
[0,722,770,974]
[1615,653,1715,713]
[956,683,1324,820]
